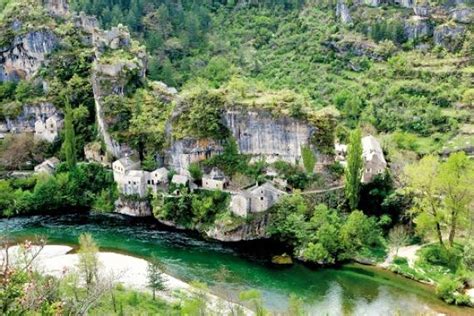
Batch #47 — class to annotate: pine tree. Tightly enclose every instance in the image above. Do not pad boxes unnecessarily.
[63,98,77,169]
[345,128,363,210]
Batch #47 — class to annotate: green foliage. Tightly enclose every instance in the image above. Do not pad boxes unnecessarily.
[174,86,228,140]
[153,189,229,228]
[78,233,99,291]
[0,163,117,217]
[345,128,363,210]
[204,139,250,177]
[269,196,382,264]
[301,145,316,174]
[147,257,166,300]
[404,152,474,247]
[62,100,77,170]
[188,163,203,182]
[436,277,471,306]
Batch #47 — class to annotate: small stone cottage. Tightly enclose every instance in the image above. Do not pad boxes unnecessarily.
[34,157,60,175]
[202,168,228,190]
[230,182,287,218]
[361,135,387,183]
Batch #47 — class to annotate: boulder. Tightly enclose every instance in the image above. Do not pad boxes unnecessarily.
[44,0,69,16]
[272,254,293,265]
[336,0,353,24]
[404,16,433,41]
[434,23,466,51]
[413,5,431,17]
[450,7,473,24]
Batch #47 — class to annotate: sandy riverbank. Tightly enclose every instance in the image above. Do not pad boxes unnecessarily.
[1,245,252,315]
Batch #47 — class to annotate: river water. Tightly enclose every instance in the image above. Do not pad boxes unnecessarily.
[0,213,470,315]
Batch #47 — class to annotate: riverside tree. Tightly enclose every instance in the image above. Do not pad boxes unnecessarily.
[146,257,166,300]
[404,152,474,248]
[345,128,363,210]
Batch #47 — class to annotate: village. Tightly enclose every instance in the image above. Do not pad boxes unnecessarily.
[31,134,387,219]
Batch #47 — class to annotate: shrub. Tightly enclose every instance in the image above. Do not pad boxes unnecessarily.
[393,256,408,265]
[419,244,462,271]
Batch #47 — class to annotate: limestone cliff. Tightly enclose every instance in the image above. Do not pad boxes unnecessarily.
[224,108,314,165]
[2,102,60,134]
[0,30,58,82]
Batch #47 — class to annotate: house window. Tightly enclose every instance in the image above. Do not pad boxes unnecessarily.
[151,180,154,185]
[260,197,264,201]
[128,181,131,184]
[147,180,150,185]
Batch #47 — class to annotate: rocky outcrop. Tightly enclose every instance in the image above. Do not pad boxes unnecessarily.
[44,0,69,17]
[168,138,223,170]
[223,109,314,164]
[114,196,152,217]
[336,0,353,24]
[434,23,466,51]
[324,36,384,61]
[404,16,433,40]
[413,4,431,17]
[73,12,99,34]
[450,7,473,24]
[0,30,58,82]
[206,214,270,242]
[2,103,60,134]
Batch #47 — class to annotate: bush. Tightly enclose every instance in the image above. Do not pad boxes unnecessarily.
[393,256,408,265]
[419,244,462,271]
[436,278,469,305]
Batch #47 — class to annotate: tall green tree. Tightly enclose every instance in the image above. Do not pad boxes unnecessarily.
[63,98,77,169]
[301,145,316,174]
[147,257,166,300]
[345,128,363,210]
[404,152,474,248]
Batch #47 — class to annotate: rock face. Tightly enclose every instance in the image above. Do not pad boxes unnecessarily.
[336,0,353,24]
[223,109,314,164]
[404,16,433,40]
[434,24,466,51]
[114,197,152,217]
[206,214,270,242]
[0,30,58,82]
[168,138,223,170]
[413,4,431,17]
[3,103,60,134]
[44,0,69,16]
[450,7,473,24]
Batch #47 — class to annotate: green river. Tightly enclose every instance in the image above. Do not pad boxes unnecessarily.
[0,213,471,315]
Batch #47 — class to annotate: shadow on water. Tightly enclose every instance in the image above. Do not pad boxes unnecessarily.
[1,212,472,315]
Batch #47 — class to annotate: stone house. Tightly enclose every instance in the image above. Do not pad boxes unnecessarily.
[149,167,168,186]
[361,135,387,183]
[121,170,149,197]
[34,157,60,175]
[112,157,141,184]
[202,168,228,190]
[230,182,287,217]
[34,114,63,143]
